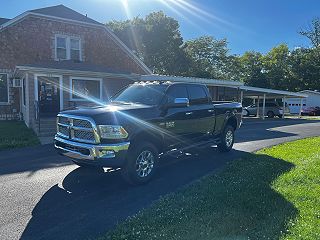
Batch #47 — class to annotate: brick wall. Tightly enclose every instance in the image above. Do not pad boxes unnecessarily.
[0,14,150,121]
[0,15,148,74]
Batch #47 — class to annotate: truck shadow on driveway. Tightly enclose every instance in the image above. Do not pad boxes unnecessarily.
[21,149,297,240]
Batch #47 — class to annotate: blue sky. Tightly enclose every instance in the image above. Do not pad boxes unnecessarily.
[1,0,319,54]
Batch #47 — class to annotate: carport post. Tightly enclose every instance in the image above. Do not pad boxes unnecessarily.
[299,98,303,118]
[262,94,266,120]
[257,96,260,118]
[282,97,286,118]
[240,91,243,105]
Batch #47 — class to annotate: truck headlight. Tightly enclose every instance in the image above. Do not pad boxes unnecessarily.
[98,125,128,139]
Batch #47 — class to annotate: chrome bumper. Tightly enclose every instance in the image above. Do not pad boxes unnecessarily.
[54,135,130,161]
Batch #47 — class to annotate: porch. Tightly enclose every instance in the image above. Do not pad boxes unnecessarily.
[13,61,139,141]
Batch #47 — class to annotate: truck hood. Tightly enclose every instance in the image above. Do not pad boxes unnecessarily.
[60,103,160,125]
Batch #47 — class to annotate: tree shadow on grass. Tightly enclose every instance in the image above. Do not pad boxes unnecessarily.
[174,154,298,239]
[20,150,297,240]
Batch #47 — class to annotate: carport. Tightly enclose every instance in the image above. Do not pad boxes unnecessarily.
[239,86,308,119]
[141,74,308,119]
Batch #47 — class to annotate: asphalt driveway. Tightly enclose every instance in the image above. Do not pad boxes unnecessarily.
[0,119,320,240]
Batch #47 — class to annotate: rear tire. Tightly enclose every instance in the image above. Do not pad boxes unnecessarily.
[217,125,234,152]
[267,111,275,118]
[121,141,159,185]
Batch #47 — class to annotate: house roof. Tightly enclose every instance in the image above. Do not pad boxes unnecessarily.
[16,60,140,78]
[0,5,152,74]
[0,17,10,25]
[30,5,102,25]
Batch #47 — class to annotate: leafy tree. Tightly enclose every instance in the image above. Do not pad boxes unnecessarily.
[299,17,320,48]
[237,51,268,87]
[107,17,145,58]
[289,47,320,91]
[107,11,187,75]
[263,44,291,90]
[183,36,231,79]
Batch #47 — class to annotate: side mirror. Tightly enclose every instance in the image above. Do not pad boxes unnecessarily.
[168,98,189,108]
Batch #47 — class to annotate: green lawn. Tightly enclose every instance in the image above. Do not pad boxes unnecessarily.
[101,137,320,240]
[0,121,40,150]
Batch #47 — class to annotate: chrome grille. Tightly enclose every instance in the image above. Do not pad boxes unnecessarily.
[74,129,95,141]
[73,119,91,128]
[57,114,98,143]
[58,125,69,137]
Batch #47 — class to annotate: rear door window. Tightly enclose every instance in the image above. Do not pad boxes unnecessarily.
[187,85,209,105]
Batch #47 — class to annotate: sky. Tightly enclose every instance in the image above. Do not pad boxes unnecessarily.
[1,0,319,55]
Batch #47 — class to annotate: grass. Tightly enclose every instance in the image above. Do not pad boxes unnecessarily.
[101,137,320,240]
[0,121,40,150]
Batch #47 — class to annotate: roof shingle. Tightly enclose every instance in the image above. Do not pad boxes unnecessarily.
[0,17,11,25]
[30,4,102,25]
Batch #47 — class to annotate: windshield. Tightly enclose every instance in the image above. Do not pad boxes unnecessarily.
[112,84,168,106]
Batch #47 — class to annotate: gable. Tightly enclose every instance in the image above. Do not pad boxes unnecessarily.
[0,5,152,74]
[30,5,101,25]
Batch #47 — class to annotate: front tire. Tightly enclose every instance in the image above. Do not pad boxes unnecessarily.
[217,125,235,152]
[121,142,159,185]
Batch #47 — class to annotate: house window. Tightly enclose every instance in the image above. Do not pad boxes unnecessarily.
[71,78,101,101]
[70,39,80,61]
[55,35,81,61]
[56,37,67,59]
[0,74,9,103]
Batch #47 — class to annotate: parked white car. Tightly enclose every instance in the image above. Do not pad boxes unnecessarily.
[243,102,290,118]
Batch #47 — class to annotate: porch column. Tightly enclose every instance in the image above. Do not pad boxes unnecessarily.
[262,94,266,120]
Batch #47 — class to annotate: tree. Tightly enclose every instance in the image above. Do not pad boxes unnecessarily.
[263,44,291,90]
[238,51,268,87]
[299,17,320,48]
[107,11,187,75]
[289,47,320,91]
[183,36,231,79]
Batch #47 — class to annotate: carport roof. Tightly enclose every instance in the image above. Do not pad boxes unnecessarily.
[240,86,308,98]
[141,74,243,87]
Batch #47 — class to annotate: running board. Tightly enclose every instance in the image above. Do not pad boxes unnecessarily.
[163,138,221,158]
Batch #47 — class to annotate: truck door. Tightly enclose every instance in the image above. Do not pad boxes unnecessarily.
[162,85,193,145]
[186,85,216,140]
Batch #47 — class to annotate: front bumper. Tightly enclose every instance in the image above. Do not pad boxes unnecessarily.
[54,135,130,167]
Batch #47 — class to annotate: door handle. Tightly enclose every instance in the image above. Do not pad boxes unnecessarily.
[208,109,215,113]
[185,112,193,115]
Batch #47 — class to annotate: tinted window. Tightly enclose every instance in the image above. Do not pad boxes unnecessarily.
[112,84,167,105]
[166,85,188,103]
[187,85,208,105]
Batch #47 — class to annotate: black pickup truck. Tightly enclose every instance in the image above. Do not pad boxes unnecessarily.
[54,82,242,184]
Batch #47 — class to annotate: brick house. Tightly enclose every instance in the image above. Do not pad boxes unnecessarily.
[0,5,151,135]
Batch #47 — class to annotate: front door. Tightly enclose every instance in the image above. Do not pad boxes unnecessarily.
[38,76,60,117]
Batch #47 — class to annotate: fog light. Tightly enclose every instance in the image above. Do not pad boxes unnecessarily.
[99,150,115,158]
